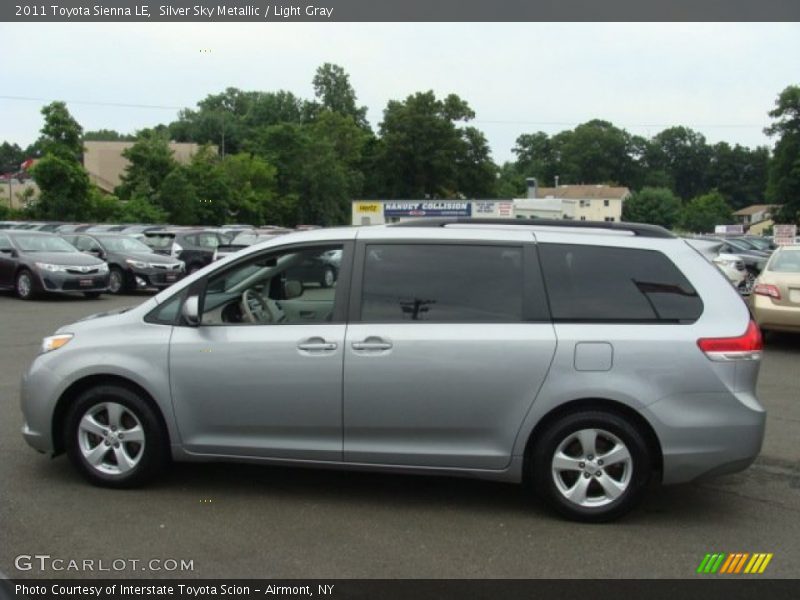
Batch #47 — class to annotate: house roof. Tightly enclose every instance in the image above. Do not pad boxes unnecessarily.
[534,185,630,200]
[732,204,780,216]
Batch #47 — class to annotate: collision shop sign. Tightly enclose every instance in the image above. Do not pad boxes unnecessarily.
[773,224,797,246]
[384,201,472,217]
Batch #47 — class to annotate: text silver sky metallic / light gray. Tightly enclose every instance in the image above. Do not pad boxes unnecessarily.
[19,220,765,522]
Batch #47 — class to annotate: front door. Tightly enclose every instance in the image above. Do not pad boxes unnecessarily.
[169,242,350,461]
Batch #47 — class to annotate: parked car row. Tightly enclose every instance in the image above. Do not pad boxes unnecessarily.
[690,235,776,294]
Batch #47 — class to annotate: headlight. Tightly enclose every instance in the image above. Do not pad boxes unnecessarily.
[97,263,109,273]
[41,333,73,353]
[125,259,148,269]
[35,262,67,272]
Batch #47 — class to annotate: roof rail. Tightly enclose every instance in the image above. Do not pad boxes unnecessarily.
[390,218,675,239]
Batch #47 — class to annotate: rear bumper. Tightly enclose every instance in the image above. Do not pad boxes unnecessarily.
[752,299,800,332]
[644,391,766,484]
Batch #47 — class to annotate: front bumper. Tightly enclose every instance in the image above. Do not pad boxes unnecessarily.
[36,269,109,293]
[643,391,766,484]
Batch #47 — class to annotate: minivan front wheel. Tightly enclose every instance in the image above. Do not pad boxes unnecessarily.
[532,411,651,522]
[65,385,167,487]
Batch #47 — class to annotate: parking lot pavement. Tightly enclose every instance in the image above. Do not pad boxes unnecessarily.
[1,291,798,579]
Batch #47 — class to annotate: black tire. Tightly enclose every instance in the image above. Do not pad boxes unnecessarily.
[188,263,202,275]
[84,292,102,299]
[65,384,168,488]
[320,266,336,288]
[531,410,652,523]
[15,268,38,300]
[107,266,127,294]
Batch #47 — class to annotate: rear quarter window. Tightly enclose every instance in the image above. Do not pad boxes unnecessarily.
[539,244,703,323]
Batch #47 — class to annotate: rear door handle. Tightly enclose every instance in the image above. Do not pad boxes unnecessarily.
[297,337,338,352]
[351,337,393,352]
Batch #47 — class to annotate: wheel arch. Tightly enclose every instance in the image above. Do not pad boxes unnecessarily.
[522,397,663,483]
[52,374,170,456]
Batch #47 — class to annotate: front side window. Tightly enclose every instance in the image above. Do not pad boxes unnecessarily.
[539,244,703,323]
[361,244,523,323]
[201,244,343,325]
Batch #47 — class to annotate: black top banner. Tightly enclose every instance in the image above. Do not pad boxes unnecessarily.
[4,0,800,22]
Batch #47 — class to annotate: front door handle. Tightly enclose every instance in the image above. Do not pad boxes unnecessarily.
[351,337,393,352]
[297,337,338,352]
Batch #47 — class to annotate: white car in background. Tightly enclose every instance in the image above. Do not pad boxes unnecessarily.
[685,238,748,293]
[713,252,748,291]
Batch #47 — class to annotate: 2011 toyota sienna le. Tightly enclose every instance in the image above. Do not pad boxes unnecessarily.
[20,219,766,522]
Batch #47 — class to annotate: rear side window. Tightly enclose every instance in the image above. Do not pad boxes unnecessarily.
[361,244,523,322]
[539,244,703,323]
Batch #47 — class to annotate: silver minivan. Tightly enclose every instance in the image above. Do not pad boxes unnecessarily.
[20,220,766,521]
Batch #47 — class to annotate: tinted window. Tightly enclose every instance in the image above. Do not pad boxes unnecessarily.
[361,244,523,322]
[539,244,702,323]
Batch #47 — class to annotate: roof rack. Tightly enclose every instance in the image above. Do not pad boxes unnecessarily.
[390,218,675,239]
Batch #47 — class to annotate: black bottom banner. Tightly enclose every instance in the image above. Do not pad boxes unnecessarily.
[1,579,799,600]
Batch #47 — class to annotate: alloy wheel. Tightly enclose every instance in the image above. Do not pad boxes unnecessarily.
[77,402,145,476]
[108,269,123,294]
[551,428,632,508]
[17,272,32,298]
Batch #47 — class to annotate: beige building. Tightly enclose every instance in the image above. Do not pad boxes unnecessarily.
[524,183,630,222]
[0,178,39,210]
[733,204,780,228]
[83,141,214,193]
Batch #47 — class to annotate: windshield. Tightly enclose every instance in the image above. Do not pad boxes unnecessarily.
[742,238,772,250]
[14,234,78,253]
[724,239,754,252]
[145,234,175,249]
[98,235,153,254]
[768,250,800,273]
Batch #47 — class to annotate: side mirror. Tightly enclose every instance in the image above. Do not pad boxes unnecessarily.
[0,247,16,257]
[284,280,304,299]
[181,295,200,327]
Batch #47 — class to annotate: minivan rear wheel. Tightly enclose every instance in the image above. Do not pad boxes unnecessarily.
[65,385,167,487]
[532,410,651,522]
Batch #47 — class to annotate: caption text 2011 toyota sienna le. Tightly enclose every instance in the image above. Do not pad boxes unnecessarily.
[20,220,765,522]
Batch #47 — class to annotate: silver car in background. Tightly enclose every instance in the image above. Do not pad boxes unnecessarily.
[20,220,765,522]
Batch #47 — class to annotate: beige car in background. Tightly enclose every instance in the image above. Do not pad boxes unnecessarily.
[751,245,800,333]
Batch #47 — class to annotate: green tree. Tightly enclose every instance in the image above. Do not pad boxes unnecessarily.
[158,167,199,225]
[29,102,91,220]
[118,196,168,223]
[708,142,769,210]
[30,155,92,220]
[311,63,369,129]
[0,142,25,172]
[116,131,178,201]
[86,188,122,222]
[679,190,733,233]
[765,85,800,224]
[377,91,488,198]
[84,129,135,142]
[220,153,278,225]
[622,187,682,229]
[645,127,712,200]
[38,102,84,159]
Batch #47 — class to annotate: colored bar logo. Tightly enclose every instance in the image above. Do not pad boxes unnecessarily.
[697,553,773,574]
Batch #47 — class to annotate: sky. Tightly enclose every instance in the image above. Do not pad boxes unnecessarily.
[1,22,798,166]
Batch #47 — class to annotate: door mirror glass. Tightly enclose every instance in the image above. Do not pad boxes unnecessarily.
[181,295,200,326]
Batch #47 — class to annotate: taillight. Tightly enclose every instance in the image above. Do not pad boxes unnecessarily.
[697,320,763,362]
[753,283,781,300]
